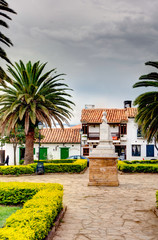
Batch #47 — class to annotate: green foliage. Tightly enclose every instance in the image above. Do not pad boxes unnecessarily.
[118,160,158,173]
[0,159,87,175]
[34,159,75,163]
[0,0,16,64]
[0,1,17,87]
[0,182,63,240]
[0,60,74,164]
[133,61,158,145]
[0,165,35,175]
[44,159,87,173]
[0,60,74,135]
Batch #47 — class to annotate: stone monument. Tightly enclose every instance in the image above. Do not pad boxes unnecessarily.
[88,111,119,186]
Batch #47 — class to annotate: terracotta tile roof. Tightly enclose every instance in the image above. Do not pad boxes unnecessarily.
[40,128,80,143]
[125,107,138,118]
[81,108,137,124]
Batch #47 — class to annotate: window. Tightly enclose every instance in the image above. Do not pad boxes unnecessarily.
[132,145,141,156]
[82,125,88,134]
[146,145,154,157]
[83,148,89,156]
[137,126,143,138]
[120,124,127,135]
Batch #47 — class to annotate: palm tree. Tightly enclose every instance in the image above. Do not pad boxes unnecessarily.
[133,61,158,150]
[0,0,16,63]
[0,0,16,86]
[0,60,74,164]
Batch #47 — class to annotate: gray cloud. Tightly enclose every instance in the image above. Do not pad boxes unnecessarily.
[2,0,158,124]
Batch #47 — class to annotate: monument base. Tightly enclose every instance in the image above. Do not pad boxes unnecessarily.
[88,157,119,187]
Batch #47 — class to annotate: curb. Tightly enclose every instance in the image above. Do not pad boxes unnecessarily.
[45,205,67,240]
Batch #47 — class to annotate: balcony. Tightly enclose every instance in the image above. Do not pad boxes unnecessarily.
[111,132,120,140]
[88,132,100,140]
[120,135,127,141]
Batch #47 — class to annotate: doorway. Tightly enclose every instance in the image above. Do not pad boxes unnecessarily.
[60,147,69,159]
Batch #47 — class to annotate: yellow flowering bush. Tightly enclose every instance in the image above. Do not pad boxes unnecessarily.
[0,182,63,240]
[0,159,87,175]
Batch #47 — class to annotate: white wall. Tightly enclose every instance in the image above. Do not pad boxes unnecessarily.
[86,119,158,160]
[126,118,158,160]
[34,143,80,159]
[89,125,99,133]
[2,142,80,165]
[3,143,20,165]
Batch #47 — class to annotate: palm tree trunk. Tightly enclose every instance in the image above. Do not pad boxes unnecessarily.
[24,129,34,164]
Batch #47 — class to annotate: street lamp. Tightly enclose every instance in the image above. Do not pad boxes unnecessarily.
[36,121,44,175]
[80,129,83,156]
[38,121,43,161]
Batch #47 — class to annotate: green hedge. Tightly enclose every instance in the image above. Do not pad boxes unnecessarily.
[0,159,87,175]
[0,182,63,240]
[0,165,35,175]
[124,160,158,164]
[34,159,75,163]
[44,159,87,173]
[118,160,158,173]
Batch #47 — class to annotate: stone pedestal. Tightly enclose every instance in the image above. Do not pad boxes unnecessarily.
[88,111,119,187]
[88,157,119,186]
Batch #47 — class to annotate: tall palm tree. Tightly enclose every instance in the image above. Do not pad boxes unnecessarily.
[133,61,158,150]
[0,0,16,86]
[0,0,16,63]
[0,60,74,164]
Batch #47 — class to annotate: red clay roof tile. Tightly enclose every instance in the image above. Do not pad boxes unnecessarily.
[81,108,137,123]
[40,128,80,143]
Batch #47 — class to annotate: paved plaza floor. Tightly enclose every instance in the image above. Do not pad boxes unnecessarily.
[0,169,158,240]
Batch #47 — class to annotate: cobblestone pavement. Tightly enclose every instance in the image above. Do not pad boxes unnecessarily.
[0,170,158,240]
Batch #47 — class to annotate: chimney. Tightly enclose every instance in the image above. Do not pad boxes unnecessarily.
[85,104,95,109]
[124,100,132,108]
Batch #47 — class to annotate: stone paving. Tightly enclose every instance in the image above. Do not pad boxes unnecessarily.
[0,170,158,240]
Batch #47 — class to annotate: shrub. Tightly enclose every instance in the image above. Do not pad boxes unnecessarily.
[118,160,158,173]
[0,182,62,205]
[34,159,75,163]
[0,182,63,240]
[44,159,87,173]
[0,165,34,175]
[0,159,87,175]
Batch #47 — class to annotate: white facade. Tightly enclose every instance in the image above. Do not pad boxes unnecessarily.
[81,118,158,160]
[33,143,80,160]
[2,142,80,165]
[126,118,157,160]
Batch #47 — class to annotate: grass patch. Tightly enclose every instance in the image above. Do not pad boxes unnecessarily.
[0,205,21,227]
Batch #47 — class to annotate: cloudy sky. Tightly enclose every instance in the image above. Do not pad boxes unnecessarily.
[2,0,158,124]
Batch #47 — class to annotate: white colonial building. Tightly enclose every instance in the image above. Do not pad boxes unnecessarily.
[80,101,158,160]
[1,126,81,165]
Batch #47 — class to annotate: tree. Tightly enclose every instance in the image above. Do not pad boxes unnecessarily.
[0,0,16,86]
[0,125,44,165]
[133,61,158,150]
[0,60,74,164]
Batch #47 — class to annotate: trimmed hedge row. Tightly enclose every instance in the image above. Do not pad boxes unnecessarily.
[34,159,75,163]
[0,182,63,240]
[124,160,158,164]
[0,159,87,175]
[118,160,158,173]
[44,159,87,173]
[0,165,35,176]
